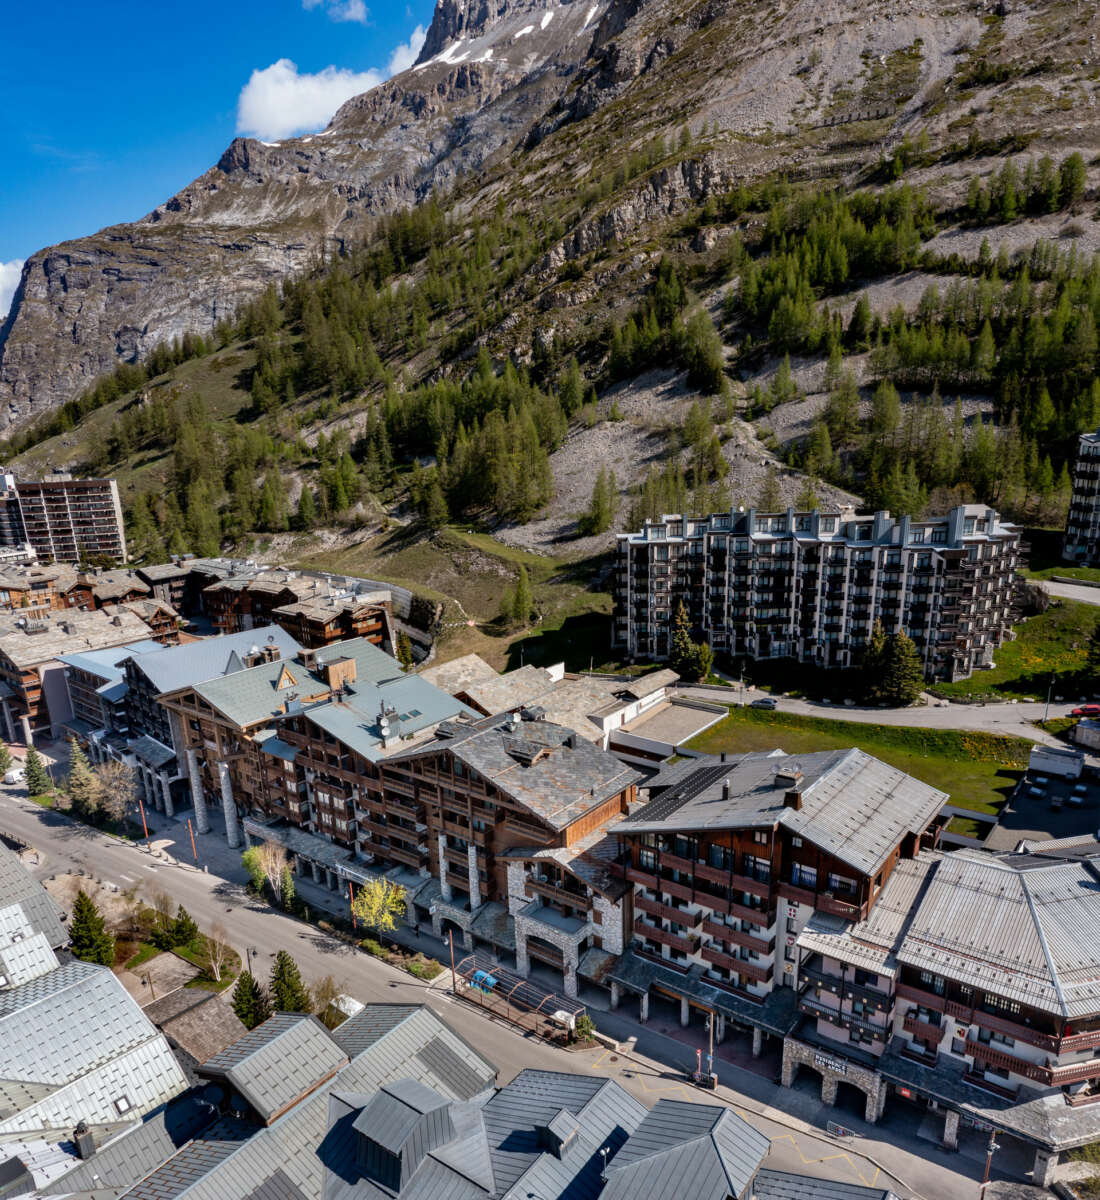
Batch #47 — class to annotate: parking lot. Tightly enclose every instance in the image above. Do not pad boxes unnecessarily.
[986,767,1100,850]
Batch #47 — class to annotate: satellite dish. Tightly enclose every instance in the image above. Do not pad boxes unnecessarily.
[380,716,390,730]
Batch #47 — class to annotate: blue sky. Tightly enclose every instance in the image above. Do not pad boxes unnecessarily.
[0,0,435,316]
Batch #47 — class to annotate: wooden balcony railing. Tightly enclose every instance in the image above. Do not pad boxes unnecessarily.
[635,918,696,957]
[903,1013,945,1046]
[701,945,771,983]
[636,893,702,928]
[701,919,772,956]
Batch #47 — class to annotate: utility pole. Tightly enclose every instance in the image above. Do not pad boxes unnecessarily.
[980,1128,1000,1191]
[1044,672,1056,724]
[449,928,457,994]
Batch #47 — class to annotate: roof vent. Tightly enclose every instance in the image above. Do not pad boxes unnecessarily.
[722,780,730,801]
[73,1121,95,1160]
[537,1109,580,1158]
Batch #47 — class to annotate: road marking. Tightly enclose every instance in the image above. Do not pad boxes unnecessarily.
[769,1132,883,1189]
[119,874,135,883]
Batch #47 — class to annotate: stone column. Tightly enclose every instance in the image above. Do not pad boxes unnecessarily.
[610,981,621,1010]
[462,925,473,951]
[821,1076,838,1107]
[438,835,452,901]
[639,992,649,1023]
[430,910,442,940]
[159,773,174,818]
[942,1109,959,1151]
[467,846,481,910]
[327,869,337,891]
[1033,1149,1058,1189]
[311,860,321,883]
[863,1085,880,1125]
[715,1015,726,1043]
[752,1026,764,1057]
[0,700,14,743]
[780,1040,796,1088]
[19,714,32,745]
[680,996,690,1027]
[186,748,210,834]
[563,944,579,1000]
[218,761,241,848]
[515,928,530,978]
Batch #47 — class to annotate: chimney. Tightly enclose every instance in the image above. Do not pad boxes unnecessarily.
[323,656,357,691]
[722,780,730,801]
[775,765,803,809]
[720,752,726,763]
[784,788,803,811]
[73,1122,96,1160]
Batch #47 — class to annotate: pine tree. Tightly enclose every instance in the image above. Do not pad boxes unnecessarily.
[668,601,695,676]
[396,631,414,670]
[70,889,115,966]
[758,465,782,512]
[65,739,100,818]
[861,621,888,704]
[172,905,200,948]
[232,970,273,1030]
[511,566,533,626]
[1087,620,1100,685]
[24,746,51,798]
[270,950,311,1012]
[579,466,616,536]
[879,632,925,707]
[424,480,449,529]
[296,487,317,530]
[0,743,12,775]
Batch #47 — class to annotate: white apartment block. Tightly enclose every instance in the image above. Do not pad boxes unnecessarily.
[1065,427,1100,565]
[614,504,1021,682]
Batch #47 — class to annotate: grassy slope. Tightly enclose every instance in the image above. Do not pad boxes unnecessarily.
[931,600,1093,701]
[684,707,1031,816]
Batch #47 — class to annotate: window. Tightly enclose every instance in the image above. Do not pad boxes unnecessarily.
[919,970,946,996]
[951,1037,966,1056]
[791,836,802,848]
[754,831,768,845]
[820,517,836,533]
[932,527,946,544]
[114,1095,132,1115]
[791,864,817,889]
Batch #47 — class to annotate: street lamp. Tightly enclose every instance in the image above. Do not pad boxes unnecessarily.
[246,945,259,977]
[1044,672,1057,724]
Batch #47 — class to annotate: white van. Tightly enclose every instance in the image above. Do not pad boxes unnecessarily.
[3,767,25,785]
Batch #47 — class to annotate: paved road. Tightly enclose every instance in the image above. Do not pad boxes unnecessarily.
[1041,580,1100,607]
[679,684,1076,745]
[0,791,1044,1200]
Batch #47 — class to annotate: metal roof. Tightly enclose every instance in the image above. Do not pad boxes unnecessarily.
[0,846,66,947]
[602,1099,769,1200]
[897,849,1100,1019]
[200,1014,347,1124]
[134,626,303,698]
[57,639,164,682]
[752,1169,899,1200]
[329,1007,421,1059]
[131,734,178,769]
[618,750,946,878]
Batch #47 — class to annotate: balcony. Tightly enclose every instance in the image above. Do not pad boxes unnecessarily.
[701,945,771,983]
[816,893,864,921]
[635,918,697,956]
[966,1037,1044,1082]
[1048,1058,1100,1087]
[625,865,658,889]
[657,876,694,904]
[973,1008,1059,1052]
[962,1070,1018,1101]
[659,850,695,873]
[443,845,470,868]
[528,876,590,910]
[701,918,772,956]
[386,844,427,869]
[800,993,888,1039]
[694,860,772,898]
[637,893,702,927]
[441,819,471,839]
[903,1012,945,1046]
[778,882,816,907]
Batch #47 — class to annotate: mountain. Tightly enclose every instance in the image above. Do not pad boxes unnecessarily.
[0,0,607,431]
[3,0,1098,590]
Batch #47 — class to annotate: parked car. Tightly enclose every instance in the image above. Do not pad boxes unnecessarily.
[1032,775,1050,787]
[1073,704,1100,717]
[2,767,25,785]
[1027,785,1045,799]
[751,697,778,709]
[1051,795,1064,811]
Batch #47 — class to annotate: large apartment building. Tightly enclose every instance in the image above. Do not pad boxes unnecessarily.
[614,504,1021,681]
[1065,426,1100,564]
[0,472,127,565]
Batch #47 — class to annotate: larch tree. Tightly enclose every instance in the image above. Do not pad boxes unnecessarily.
[350,878,407,935]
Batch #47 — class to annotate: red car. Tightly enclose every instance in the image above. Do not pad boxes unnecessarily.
[1072,704,1100,717]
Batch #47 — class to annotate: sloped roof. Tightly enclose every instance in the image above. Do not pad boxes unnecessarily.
[200,1014,347,1123]
[618,749,945,878]
[56,638,163,683]
[0,607,156,669]
[897,849,1100,1018]
[602,1099,769,1200]
[131,626,303,696]
[752,1170,899,1200]
[330,1006,422,1058]
[395,714,642,831]
[0,845,66,947]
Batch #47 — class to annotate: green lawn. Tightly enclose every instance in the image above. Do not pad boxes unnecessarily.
[1018,525,1100,583]
[124,943,160,970]
[929,600,1094,701]
[684,707,1031,815]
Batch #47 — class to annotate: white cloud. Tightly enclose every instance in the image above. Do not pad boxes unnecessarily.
[303,0,368,23]
[0,261,24,322]
[237,59,384,140]
[235,22,429,141]
[387,24,427,74]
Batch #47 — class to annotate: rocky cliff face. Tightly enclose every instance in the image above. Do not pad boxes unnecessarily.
[3,0,1097,434]
[0,0,606,432]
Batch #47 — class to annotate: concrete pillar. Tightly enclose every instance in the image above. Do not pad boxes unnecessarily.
[715,1015,726,1044]
[0,700,14,743]
[311,860,321,883]
[821,1076,838,1108]
[639,992,649,1023]
[438,834,452,902]
[462,926,473,951]
[515,929,530,978]
[1033,1149,1058,1189]
[610,981,621,1010]
[431,911,442,940]
[752,1026,764,1057]
[942,1109,960,1151]
[19,714,32,745]
[680,996,690,1027]
[186,748,210,834]
[218,761,241,848]
[467,845,481,910]
[563,963,578,999]
[327,869,337,891]
[159,773,174,818]
[864,1086,880,1126]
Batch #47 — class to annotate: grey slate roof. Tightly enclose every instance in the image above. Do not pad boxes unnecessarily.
[132,626,303,696]
[751,1170,899,1200]
[199,1014,347,1123]
[618,749,946,878]
[394,714,642,831]
[131,734,178,769]
[0,843,66,947]
[602,1098,769,1200]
